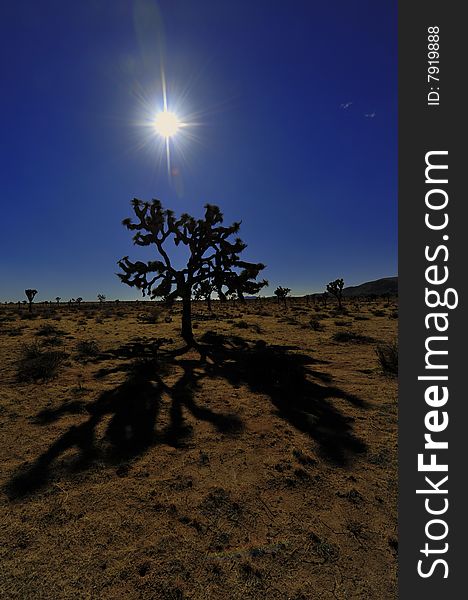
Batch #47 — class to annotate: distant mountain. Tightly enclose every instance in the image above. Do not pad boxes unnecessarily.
[342,277,398,297]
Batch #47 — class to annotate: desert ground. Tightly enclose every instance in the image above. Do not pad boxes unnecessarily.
[0,296,397,599]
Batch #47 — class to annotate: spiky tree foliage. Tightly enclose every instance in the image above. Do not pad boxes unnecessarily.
[193,280,215,312]
[97,294,106,303]
[326,278,344,310]
[274,286,291,307]
[118,199,268,345]
[76,297,83,306]
[55,297,61,305]
[25,289,38,313]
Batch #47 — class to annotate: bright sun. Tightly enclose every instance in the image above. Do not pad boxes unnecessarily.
[154,111,180,138]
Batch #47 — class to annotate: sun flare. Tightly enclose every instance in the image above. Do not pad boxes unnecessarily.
[154,111,180,138]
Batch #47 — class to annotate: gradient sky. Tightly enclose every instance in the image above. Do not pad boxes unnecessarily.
[0,0,397,302]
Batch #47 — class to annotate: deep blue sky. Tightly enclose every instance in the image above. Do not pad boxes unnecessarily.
[0,0,397,301]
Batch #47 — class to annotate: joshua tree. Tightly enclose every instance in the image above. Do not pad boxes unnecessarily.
[194,280,215,312]
[25,289,38,313]
[55,297,61,305]
[326,278,345,310]
[118,199,267,346]
[97,294,106,303]
[76,297,83,307]
[274,286,291,307]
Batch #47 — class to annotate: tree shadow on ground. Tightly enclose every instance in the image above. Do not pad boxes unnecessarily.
[197,332,367,465]
[5,334,366,499]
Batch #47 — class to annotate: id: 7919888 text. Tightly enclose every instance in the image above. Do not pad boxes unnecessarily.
[427,26,440,106]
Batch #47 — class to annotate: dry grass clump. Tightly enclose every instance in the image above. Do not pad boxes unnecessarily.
[309,317,323,331]
[332,330,374,344]
[16,342,67,382]
[75,339,100,359]
[375,340,398,375]
[35,323,65,338]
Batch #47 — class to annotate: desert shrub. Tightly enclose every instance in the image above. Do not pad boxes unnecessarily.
[234,320,249,329]
[353,315,369,321]
[333,331,374,344]
[372,309,386,317]
[375,340,398,375]
[35,323,64,337]
[16,343,67,382]
[334,320,352,327]
[13,328,25,337]
[76,340,100,359]
[309,318,322,331]
[20,312,39,320]
[41,335,64,347]
[137,311,161,324]
[331,307,349,317]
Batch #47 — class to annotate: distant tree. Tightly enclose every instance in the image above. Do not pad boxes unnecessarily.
[25,289,38,313]
[274,286,291,307]
[118,199,267,346]
[97,294,106,303]
[76,297,83,307]
[326,278,345,310]
[226,290,237,303]
[55,297,61,305]
[194,280,214,311]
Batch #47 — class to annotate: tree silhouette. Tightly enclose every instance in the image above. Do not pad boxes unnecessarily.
[76,297,83,307]
[97,294,106,303]
[55,297,61,305]
[326,278,345,310]
[274,286,291,307]
[193,280,215,312]
[25,289,38,313]
[118,199,267,345]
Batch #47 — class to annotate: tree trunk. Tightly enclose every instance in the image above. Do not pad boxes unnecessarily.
[181,293,194,346]
[28,301,32,313]
[206,294,212,312]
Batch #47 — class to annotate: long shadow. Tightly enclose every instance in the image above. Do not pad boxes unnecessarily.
[6,334,366,499]
[197,332,367,465]
[6,358,166,498]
